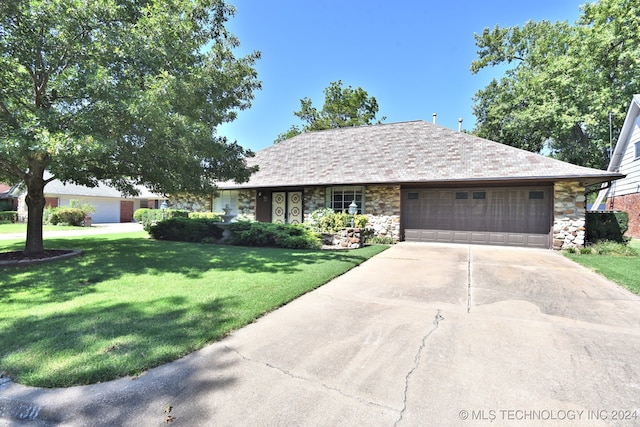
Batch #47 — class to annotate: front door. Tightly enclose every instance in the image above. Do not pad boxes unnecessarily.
[272,191,302,224]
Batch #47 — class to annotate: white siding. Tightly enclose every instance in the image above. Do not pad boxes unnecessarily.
[611,115,640,196]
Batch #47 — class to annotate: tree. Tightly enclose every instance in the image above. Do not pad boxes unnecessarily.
[470,0,640,169]
[0,0,261,256]
[274,80,385,143]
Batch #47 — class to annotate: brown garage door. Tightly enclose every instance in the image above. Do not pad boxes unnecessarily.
[402,187,552,248]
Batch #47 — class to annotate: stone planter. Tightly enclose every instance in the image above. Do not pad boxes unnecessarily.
[322,228,365,249]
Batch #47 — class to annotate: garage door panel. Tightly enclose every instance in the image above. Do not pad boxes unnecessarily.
[402,186,552,248]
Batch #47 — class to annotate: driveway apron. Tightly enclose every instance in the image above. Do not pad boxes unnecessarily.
[1,242,639,426]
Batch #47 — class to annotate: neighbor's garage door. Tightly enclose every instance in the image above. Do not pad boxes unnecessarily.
[402,187,552,248]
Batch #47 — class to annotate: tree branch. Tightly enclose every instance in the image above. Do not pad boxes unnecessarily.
[0,158,28,182]
[0,100,21,129]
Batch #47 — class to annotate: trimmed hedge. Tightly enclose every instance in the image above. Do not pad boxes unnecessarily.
[134,208,190,231]
[586,211,629,243]
[148,218,224,243]
[0,211,18,223]
[228,221,321,249]
[188,211,223,221]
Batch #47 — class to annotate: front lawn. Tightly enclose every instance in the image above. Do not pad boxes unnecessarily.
[0,223,84,234]
[564,239,640,295]
[0,233,388,387]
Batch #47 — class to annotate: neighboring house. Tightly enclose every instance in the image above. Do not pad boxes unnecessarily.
[593,94,640,238]
[16,176,166,223]
[214,120,622,250]
[0,183,20,211]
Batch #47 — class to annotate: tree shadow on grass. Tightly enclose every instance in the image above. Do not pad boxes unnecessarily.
[0,295,237,388]
[0,235,378,305]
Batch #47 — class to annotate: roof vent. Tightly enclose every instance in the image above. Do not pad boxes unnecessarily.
[458,118,463,132]
[432,113,437,124]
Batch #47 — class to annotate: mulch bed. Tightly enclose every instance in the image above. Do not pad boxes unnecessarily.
[0,250,74,262]
[0,249,81,266]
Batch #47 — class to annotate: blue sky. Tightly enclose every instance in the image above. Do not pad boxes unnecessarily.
[218,0,585,152]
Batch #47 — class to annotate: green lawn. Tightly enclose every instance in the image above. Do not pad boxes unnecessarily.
[564,239,640,295]
[0,232,388,387]
[0,223,83,234]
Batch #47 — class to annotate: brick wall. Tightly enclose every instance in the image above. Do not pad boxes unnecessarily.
[607,193,640,239]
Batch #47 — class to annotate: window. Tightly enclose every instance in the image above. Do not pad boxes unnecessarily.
[212,190,239,213]
[529,191,545,200]
[455,192,469,200]
[407,192,419,200]
[635,142,640,159]
[327,186,364,214]
[472,191,486,200]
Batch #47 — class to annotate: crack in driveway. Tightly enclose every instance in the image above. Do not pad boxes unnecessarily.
[225,346,396,413]
[394,309,444,426]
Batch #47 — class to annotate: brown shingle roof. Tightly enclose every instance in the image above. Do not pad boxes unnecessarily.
[220,120,622,189]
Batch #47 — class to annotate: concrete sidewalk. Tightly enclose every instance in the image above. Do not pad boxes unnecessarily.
[1,243,639,426]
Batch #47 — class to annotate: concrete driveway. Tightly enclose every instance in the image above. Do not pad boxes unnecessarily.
[1,242,640,426]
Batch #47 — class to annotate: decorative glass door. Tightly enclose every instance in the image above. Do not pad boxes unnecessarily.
[288,192,302,224]
[272,192,286,224]
[271,191,302,224]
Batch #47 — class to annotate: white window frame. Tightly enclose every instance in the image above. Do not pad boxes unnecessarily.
[326,186,365,214]
[212,190,239,214]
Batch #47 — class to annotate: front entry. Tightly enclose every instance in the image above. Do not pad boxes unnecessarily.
[272,191,302,224]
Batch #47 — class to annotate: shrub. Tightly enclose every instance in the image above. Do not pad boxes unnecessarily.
[367,235,396,245]
[307,208,368,233]
[134,208,190,231]
[586,211,629,243]
[148,218,223,242]
[69,200,96,216]
[188,211,223,221]
[49,208,85,226]
[590,240,638,256]
[228,221,320,249]
[0,211,18,223]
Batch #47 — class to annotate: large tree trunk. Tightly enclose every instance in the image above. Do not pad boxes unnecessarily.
[23,171,47,257]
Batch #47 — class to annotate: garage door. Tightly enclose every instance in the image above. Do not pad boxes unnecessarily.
[402,187,552,248]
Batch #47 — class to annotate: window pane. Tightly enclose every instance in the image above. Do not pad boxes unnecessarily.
[455,192,468,200]
[407,192,419,200]
[472,192,486,200]
[529,191,544,200]
[329,186,364,213]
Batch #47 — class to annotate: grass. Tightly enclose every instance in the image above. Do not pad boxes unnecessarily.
[0,232,388,388]
[564,239,640,295]
[0,223,84,234]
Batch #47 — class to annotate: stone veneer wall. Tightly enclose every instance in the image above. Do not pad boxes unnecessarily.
[553,181,586,250]
[169,193,212,212]
[364,185,401,241]
[301,185,401,241]
[303,187,326,219]
[237,189,256,221]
